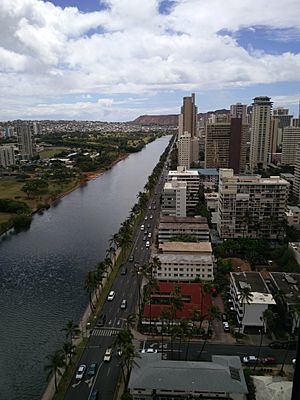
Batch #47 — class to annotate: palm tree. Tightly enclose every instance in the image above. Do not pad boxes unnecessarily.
[237,287,254,333]
[199,305,221,359]
[160,307,171,358]
[44,350,65,392]
[84,271,97,312]
[62,341,76,366]
[62,320,80,344]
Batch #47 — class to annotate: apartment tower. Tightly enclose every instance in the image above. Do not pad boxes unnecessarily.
[16,123,34,160]
[249,96,273,171]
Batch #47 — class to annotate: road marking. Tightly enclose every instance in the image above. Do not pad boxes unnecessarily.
[108,320,112,325]
[117,319,121,326]
[91,328,121,337]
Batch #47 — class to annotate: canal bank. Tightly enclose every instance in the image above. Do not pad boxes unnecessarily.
[0,135,171,400]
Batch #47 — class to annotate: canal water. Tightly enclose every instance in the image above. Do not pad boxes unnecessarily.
[0,135,171,400]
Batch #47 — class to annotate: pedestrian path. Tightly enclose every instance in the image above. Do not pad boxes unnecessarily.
[92,328,121,337]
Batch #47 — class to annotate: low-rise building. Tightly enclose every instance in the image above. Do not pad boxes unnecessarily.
[155,242,214,282]
[158,216,209,243]
[230,272,275,333]
[128,354,248,400]
[197,168,219,191]
[270,272,300,333]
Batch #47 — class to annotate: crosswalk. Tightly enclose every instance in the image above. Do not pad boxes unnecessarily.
[91,328,121,337]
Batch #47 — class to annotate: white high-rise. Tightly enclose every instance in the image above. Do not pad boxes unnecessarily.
[282,125,300,166]
[178,133,191,168]
[249,96,273,171]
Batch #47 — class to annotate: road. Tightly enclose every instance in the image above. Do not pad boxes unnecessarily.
[65,166,168,400]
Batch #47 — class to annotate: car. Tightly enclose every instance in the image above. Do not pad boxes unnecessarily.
[90,389,99,400]
[87,362,97,377]
[121,266,127,275]
[261,357,277,365]
[107,290,115,301]
[153,205,156,210]
[145,216,148,220]
[141,348,158,353]
[223,322,230,332]
[143,235,147,241]
[269,341,284,349]
[148,232,152,238]
[75,364,86,380]
[104,347,112,362]
[292,358,296,366]
[120,299,127,309]
[140,224,145,231]
[148,206,152,210]
[242,356,259,364]
[145,241,150,248]
[150,214,153,219]
[129,255,134,262]
[96,313,106,327]
[117,348,122,357]
[147,224,150,228]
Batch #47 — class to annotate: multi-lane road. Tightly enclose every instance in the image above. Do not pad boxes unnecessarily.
[65,168,168,400]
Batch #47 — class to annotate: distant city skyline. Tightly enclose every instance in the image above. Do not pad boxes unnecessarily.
[1,0,300,121]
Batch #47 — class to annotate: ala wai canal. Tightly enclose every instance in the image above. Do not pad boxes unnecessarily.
[0,135,171,400]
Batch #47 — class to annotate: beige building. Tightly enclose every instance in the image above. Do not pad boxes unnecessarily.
[177,132,191,168]
[0,145,15,168]
[158,216,209,243]
[281,125,300,165]
[161,180,187,217]
[293,143,300,199]
[16,124,34,160]
[249,96,273,171]
[155,241,214,282]
[217,169,289,239]
[167,167,200,213]
[230,102,248,124]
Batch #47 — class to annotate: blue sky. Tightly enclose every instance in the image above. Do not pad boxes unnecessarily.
[0,0,300,121]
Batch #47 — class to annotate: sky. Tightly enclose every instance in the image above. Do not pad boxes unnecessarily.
[1,0,300,121]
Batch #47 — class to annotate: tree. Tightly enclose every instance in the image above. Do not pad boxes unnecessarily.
[44,350,65,392]
[237,287,254,333]
[62,341,76,366]
[62,320,80,343]
[84,271,97,312]
[199,305,221,359]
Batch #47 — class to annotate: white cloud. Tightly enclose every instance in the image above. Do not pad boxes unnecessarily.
[0,0,300,120]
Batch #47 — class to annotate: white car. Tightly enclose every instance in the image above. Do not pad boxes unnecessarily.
[104,348,112,362]
[141,348,158,353]
[145,241,150,248]
[75,364,86,380]
[243,355,258,364]
[107,290,115,301]
[148,232,152,238]
[140,224,145,231]
[150,215,153,219]
[223,322,230,332]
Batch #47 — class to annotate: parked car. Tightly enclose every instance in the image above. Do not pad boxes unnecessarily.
[269,341,284,349]
[261,357,277,365]
[148,232,152,238]
[140,224,145,231]
[90,389,99,400]
[96,313,106,327]
[242,356,259,364]
[141,348,158,353]
[268,341,296,350]
[75,364,86,380]
[121,266,127,275]
[87,362,97,377]
[145,241,150,248]
[223,322,230,332]
[120,299,127,309]
[107,291,115,301]
[104,348,113,362]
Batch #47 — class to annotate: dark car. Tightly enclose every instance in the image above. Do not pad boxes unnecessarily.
[129,255,134,262]
[269,341,296,349]
[87,362,97,377]
[120,266,127,275]
[269,341,284,349]
[90,389,99,400]
[261,357,277,365]
[96,313,106,327]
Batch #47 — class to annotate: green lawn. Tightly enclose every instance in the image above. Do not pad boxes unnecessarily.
[38,147,68,159]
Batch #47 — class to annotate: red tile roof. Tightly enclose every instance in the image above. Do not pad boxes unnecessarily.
[143,282,212,320]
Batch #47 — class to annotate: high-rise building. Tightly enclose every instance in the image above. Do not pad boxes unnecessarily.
[281,125,300,165]
[205,118,248,173]
[16,124,34,160]
[178,133,191,168]
[249,96,273,171]
[179,93,197,138]
[230,103,248,124]
[293,144,300,200]
[217,169,289,239]
[273,107,293,128]
[161,180,187,217]
[0,145,15,168]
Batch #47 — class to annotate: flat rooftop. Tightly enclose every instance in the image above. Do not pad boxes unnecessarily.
[270,272,300,305]
[159,222,209,230]
[231,272,270,294]
[168,170,199,176]
[160,216,208,224]
[159,241,212,253]
[128,354,248,394]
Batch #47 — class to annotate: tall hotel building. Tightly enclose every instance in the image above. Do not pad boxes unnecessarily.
[281,125,300,166]
[178,93,199,168]
[249,96,273,171]
[230,103,248,124]
[205,116,248,173]
[217,169,289,239]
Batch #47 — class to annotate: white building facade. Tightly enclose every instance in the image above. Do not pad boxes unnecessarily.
[161,180,187,217]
